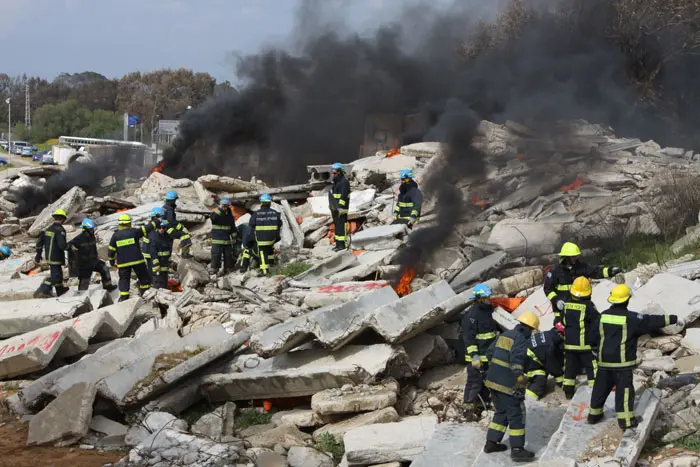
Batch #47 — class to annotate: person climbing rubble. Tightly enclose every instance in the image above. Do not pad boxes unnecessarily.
[248,194,282,275]
[0,245,11,260]
[108,214,157,301]
[588,284,681,430]
[209,197,238,275]
[33,209,70,298]
[328,162,351,251]
[147,219,174,289]
[524,322,565,400]
[461,283,499,420]
[162,190,193,258]
[68,218,117,292]
[142,207,165,277]
[484,311,540,462]
[392,169,422,229]
[545,242,622,317]
[560,276,600,399]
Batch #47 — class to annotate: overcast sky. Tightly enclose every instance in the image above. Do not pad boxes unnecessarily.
[0,0,464,83]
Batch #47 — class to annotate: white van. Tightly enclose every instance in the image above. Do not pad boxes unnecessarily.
[11,141,30,155]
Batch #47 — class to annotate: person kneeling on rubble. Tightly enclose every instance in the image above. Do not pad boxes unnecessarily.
[545,242,623,319]
[34,209,70,298]
[209,197,238,276]
[68,218,117,292]
[561,276,600,399]
[461,283,499,420]
[147,219,174,289]
[249,194,282,275]
[524,322,565,401]
[392,169,422,229]
[162,190,193,258]
[108,214,157,301]
[484,311,540,462]
[588,284,681,430]
[329,162,351,251]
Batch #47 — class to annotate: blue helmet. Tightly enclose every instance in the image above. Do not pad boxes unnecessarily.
[260,194,272,203]
[159,219,170,228]
[400,169,414,179]
[471,283,492,299]
[331,162,344,171]
[0,245,11,258]
[81,218,96,230]
[165,190,178,201]
[219,197,231,206]
[150,207,165,218]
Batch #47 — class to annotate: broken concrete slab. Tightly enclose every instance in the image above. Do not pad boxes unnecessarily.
[328,249,395,283]
[591,280,617,313]
[488,219,564,257]
[252,286,399,356]
[312,407,399,441]
[26,382,96,447]
[201,344,411,402]
[281,199,304,249]
[0,275,50,301]
[302,281,391,309]
[197,173,266,193]
[666,260,700,280]
[90,415,128,437]
[311,386,397,416]
[501,268,544,296]
[612,389,661,467]
[308,188,376,218]
[343,415,437,465]
[683,328,700,353]
[410,423,485,467]
[272,409,326,428]
[513,286,555,331]
[96,324,231,408]
[246,423,312,449]
[61,285,110,312]
[403,333,453,371]
[287,446,334,467]
[400,142,443,158]
[0,295,92,338]
[350,224,407,250]
[629,273,700,335]
[294,250,360,285]
[28,186,86,237]
[450,251,507,293]
[177,258,211,288]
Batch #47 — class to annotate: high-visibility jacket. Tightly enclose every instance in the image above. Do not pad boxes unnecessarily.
[461,302,500,363]
[162,201,192,245]
[145,230,173,272]
[485,325,529,396]
[591,304,677,369]
[329,174,351,214]
[68,230,100,268]
[544,261,611,303]
[249,206,282,247]
[526,329,564,377]
[561,298,599,351]
[210,207,237,246]
[394,180,423,221]
[36,223,67,265]
[108,224,154,268]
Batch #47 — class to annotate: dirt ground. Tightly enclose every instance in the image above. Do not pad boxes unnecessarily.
[0,405,124,467]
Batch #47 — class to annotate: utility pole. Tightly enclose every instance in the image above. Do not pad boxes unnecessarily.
[5,98,11,162]
[24,83,30,129]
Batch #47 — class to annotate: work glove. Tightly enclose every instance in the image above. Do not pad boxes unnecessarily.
[556,299,565,311]
[610,267,624,277]
[672,315,682,327]
[515,374,528,389]
[471,359,482,370]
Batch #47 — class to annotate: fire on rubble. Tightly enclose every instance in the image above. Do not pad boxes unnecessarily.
[386,148,401,158]
[560,175,589,192]
[151,161,166,174]
[393,267,416,297]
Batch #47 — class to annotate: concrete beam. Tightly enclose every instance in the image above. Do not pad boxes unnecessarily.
[294,250,360,285]
[0,295,92,338]
[410,423,486,467]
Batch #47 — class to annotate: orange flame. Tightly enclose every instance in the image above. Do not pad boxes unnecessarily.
[27,266,40,276]
[115,208,128,213]
[167,279,183,292]
[393,267,416,297]
[386,148,401,158]
[471,193,489,209]
[560,176,589,192]
[151,161,166,174]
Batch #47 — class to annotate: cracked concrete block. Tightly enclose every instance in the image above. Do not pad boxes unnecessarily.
[629,273,700,335]
[303,280,391,309]
[612,389,661,467]
[0,295,92,338]
[311,387,397,416]
[328,249,396,283]
[28,187,86,237]
[450,251,507,292]
[350,224,407,250]
[308,188,376,218]
[512,287,554,331]
[0,275,52,301]
[294,250,359,285]
[27,382,96,447]
[410,423,485,467]
[312,407,399,441]
[487,219,563,257]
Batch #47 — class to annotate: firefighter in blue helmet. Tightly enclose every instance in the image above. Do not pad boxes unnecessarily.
[248,194,282,275]
[142,207,165,277]
[108,214,157,301]
[209,197,238,275]
[392,169,422,229]
[162,190,193,258]
[329,163,351,251]
[484,311,540,462]
[0,245,11,260]
[34,209,70,298]
[461,283,500,420]
[147,219,174,289]
[68,218,117,292]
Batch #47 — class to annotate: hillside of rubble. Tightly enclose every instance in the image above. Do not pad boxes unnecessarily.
[2,119,700,467]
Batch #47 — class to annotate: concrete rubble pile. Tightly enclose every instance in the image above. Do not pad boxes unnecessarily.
[1,119,700,467]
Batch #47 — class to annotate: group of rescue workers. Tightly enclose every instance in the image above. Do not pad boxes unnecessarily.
[461,241,681,462]
[26,162,422,302]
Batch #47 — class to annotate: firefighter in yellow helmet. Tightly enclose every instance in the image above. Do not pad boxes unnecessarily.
[484,311,540,462]
[33,209,69,298]
[544,242,622,318]
[560,276,600,399]
[107,214,157,301]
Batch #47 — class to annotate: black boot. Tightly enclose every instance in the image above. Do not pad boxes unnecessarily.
[33,289,52,299]
[618,416,640,430]
[483,440,508,453]
[564,386,575,400]
[118,295,130,302]
[588,413,604,425]
[55,286,69,297]
[333,242,346,251]
[511,447,535,462]
[104,284,118,292]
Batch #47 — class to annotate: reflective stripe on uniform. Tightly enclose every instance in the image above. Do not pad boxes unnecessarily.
[603,267,610,278]
[496,336,514,351]
[256,226,278,231]
[563,378,576,387]
[547,291,558,300]
[492,358,510,368]
[116,259,145,268]
[397,202,413,207]
[466,345,478,354]
[211,239,232,245]
[476,332,497,340]
[484,380,513,395]
[489,422,506,432]
[116,238,136,247]
[510,428,525,436]
[556,284,571,291]
[525,389,539,399]
[527,348,543,367]
[525,370,546,377]
[589,407,604,415]
[598,314,628,367]
[212,225,231,230]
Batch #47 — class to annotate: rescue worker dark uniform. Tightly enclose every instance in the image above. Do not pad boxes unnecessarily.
[146,221,174,289]
[209,199,237,274]
[34,209,70,298]
[561,276,600,398]
[108,214,155,301]
[329,163,351,251]
[484,311,539,462]
[68,219,116,291]
[545,242,621,317]
[525,326,565,400]
[392,169,422,229]
[163,191,193,258]
[238,223,254,273]
[461,284,499,414]
[588,284,679,430]
[249,195,282,275]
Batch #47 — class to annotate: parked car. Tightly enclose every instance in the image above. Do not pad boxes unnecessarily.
[33,150,48,161]
[41,152,54,165]
[20,147,34,157]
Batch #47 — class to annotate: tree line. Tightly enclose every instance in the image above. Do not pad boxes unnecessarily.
[0,69,231,143]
